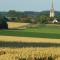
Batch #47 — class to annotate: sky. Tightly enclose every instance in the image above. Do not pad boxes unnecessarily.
[0,0,60,12]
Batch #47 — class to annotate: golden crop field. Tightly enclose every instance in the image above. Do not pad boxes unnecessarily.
[0,47,60,60]
[7,22,30,29]
[0,36,60,44]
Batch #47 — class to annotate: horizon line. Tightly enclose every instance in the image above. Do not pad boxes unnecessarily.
[0,10,60,12]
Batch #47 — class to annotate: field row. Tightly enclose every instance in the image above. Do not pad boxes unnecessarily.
[0,30,60,39]
[0,36,60,43]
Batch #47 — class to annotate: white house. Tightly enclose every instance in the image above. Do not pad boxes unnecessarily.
[52,18,58,23]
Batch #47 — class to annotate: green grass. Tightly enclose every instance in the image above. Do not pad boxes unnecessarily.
[25,24,60,33]
[0,24,60,39]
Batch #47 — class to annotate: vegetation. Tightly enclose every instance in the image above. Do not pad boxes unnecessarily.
[0,24,60,39]
[0,10,60,60]
[1,10,60,17]
[0,16,8,29]
[0,41,60,47]
[0,47,60,60]
[36,15,49,24]
[0,10,60,23]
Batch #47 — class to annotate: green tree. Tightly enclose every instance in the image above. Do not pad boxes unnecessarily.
[7,10,17,17]
[36,15,49,24]
[0,16,8,29]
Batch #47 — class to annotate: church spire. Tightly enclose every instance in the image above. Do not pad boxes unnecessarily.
[50,0,55,17]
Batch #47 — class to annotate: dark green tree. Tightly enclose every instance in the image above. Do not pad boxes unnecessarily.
[0,16,8,29]
[36,15,49,24]
[7,10,17,17]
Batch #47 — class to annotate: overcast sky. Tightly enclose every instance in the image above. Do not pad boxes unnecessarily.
[0,0,60,11]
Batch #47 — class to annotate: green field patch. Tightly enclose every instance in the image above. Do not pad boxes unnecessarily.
[0,29,60,39]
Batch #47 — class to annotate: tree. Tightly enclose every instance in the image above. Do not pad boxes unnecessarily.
[36,15,49,24]
[7,10,17,17]
[0,16,8,29]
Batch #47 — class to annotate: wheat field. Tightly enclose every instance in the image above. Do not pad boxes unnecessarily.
[0,47,60,60]
[0,36,60,44]
[7,22,30,29]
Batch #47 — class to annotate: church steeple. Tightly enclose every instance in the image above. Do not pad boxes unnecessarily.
[50,0,55,17]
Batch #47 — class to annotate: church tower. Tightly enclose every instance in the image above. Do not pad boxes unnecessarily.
[50,0,55,17]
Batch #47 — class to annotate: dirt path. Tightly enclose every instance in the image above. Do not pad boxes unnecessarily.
[0,36,60,43]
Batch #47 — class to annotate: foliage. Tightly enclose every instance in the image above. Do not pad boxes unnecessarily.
[0,10,60,23]
[36,15,49,24]
[7,10,17,17]
[0,17,8,29]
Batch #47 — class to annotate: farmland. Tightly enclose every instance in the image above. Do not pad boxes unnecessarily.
[0,22,60,60]
[0,22,60,39]
[0,47,60,60]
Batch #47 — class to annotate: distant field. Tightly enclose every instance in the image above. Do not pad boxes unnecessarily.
[7,22,30,29]
[0,22,60,39]
[0,27,60,39]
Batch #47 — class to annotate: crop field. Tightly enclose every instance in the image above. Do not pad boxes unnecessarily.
[7,22,30,29]
[0,29,60,39]
[0,47,60,60]
[0,22,60,60]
